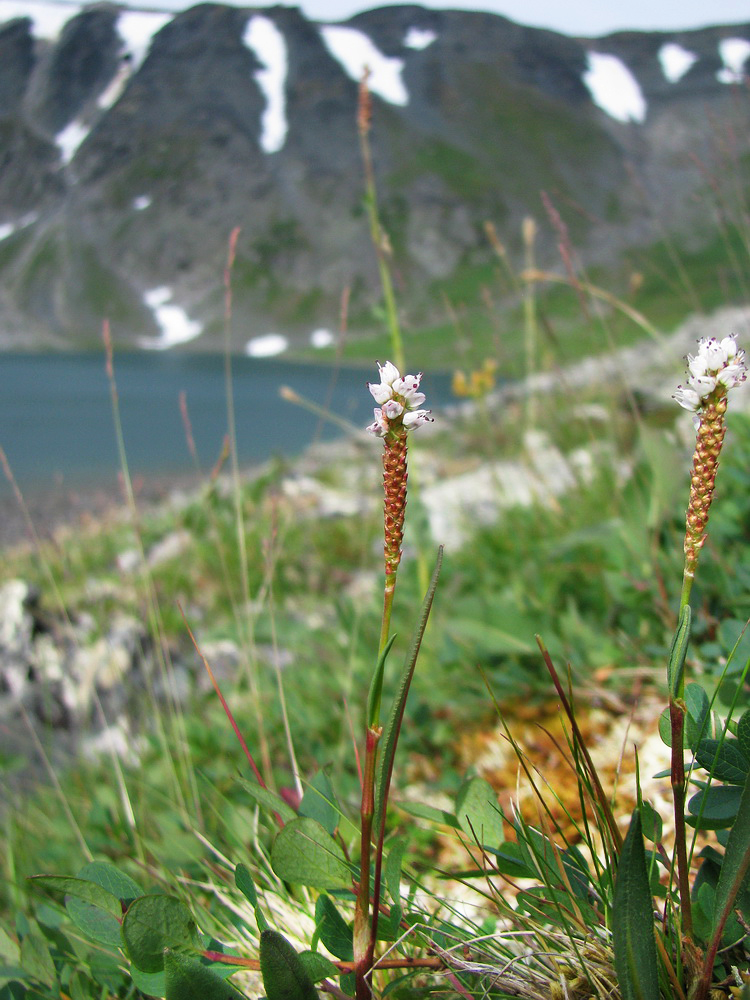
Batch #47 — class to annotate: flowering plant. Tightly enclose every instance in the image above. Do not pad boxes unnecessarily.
[366,362,432,437]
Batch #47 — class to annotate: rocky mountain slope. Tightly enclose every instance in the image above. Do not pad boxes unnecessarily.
[0,1,748,352]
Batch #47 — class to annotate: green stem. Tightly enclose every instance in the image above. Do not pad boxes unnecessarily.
[379,575,396,657]
[679,569,694,617]
[669,699,693,938]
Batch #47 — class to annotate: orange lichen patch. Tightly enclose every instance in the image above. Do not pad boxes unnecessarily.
[455,694,673,846]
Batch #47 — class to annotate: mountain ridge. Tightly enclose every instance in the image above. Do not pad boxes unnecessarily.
[0,1,748,353]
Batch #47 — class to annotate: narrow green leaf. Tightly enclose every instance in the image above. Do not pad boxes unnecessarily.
[396,801,459,828]
[713,768,750,940]
[234,865,270,932]
[385,837,408,904]
[455,776,503,847]
[667,604,691,699]
[234,865,258,908]
[236,779,297,822]
[271,817,352,891]
[375,548,443,832]
[612,810,659,1000]
[260,930,318,1000]
[164,949,246,999]
[314,896,353,961]
[299,769,339,836]
[366,632,397,729]
[28,876,122,920]
[122,896,200,974]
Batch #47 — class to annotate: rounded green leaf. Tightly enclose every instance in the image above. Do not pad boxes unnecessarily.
[164,949,246,999]
[696,738,750,785]
[271,818,352,890]
[122,896,200,974]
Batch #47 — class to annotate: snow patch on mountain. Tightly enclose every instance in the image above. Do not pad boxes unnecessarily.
[139,287,203,349]
[320,25,408,105]
[56,119,90,164]
[244,15,288,154]
[658,42,698,83]
[116,10,171,70]
[245,334,288,357]
[717,37,750,83]
[583,52,647,123]
[404,26,436,50]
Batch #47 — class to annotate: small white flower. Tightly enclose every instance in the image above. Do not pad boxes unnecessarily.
[382,399,404,419]
[377,360,401,385]
[687,354,708,378]
[368,381,393,405]
[701,337,727,369]
[403,409,433,429]
[691,374,717,398]
[718,363,746,389]
[673,385,701,412]
[721,336,739,360]
[366,408,389,437]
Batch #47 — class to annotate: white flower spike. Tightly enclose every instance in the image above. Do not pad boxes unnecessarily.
[674,335,746,412]
[367,361,433,436]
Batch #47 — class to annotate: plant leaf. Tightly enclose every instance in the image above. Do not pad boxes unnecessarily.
[19,924,56,989]
[689,785,743,825]
[396,801,459,828]
[236,778,297,822]
[667,604,691,699]
[455,776,503,847]
[299,769,339,836]
[314,895,353,961]
[164,949,246,999]
[713,769,750,941]
[260,930,318,1000]
[695,738,750,784]
[234,864,258,908]
[271,817,352,891]
[122,896,200,974]
[235,864,269,933]
[385,837,408,904]
[738,712,750,761]
[612,810,659,1000]
[685,683,710,749]
[29,875,122,920]
[298,951,338,983]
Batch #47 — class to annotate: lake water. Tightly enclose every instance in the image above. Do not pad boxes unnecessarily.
[0,353,453,497]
